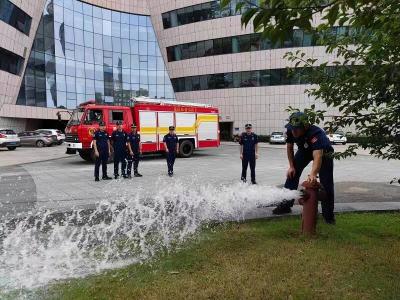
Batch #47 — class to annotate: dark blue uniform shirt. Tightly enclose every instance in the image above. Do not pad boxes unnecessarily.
[93,130,109,152]
[127,133,140,153]
[111,130,127,154]
[286,125,334,153]
[239,132,258,156]
[163,133,178,152]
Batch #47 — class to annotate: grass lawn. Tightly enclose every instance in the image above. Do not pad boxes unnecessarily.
[45,212,400,300]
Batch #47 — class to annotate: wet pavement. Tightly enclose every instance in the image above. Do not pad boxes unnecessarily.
[0,143,399,218]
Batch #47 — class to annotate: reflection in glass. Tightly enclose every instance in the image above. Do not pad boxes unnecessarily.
[18,0,175,109]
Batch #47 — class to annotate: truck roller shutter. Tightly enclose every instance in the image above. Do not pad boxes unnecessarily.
[197,114,219,147]
[158,112,174,150]
[139,111,157,152]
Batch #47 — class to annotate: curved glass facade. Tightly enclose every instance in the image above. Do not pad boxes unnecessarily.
[17,0,175,109]
[167,27,350,62]
[162,0,257,29]
[171,68,311,92]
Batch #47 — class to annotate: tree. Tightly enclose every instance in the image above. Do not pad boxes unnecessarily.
[221,0,400,161]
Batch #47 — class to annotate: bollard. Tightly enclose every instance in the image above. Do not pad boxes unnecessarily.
[298,181,321,235]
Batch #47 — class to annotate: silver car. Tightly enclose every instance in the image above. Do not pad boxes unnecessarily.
[34,129,58,144]
[0,129,21,150]
[18,131,54,147]
[270,131,286,144]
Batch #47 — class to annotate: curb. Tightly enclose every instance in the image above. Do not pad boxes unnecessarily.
[243,202,400,220]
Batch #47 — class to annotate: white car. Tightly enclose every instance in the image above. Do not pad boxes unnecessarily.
[0,128,21,150]
[327,131,347,145]
[270,132,286,144]
[35,129,65,145]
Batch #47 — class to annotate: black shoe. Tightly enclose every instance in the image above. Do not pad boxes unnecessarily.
[95,177,100,182]
[241,177,247,183]
[114,175,119,179]
[168,173,173,177]
[324,215,336,225]
[134,172,143,177]
[251,181,257,185]
[272,204,292,215]
[126,174,132,179]
[102,176,112,180]
[122,174,129,179]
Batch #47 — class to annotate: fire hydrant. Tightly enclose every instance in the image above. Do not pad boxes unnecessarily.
[298,181,321,235]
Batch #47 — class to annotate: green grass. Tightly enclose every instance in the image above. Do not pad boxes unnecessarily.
[45,212,400,300]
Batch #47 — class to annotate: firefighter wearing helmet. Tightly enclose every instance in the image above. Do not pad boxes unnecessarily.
[273,112,336,224]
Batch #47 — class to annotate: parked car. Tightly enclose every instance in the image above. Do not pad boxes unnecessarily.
[327,130,347,145]
[18,131,54,147]
[270,131,286,144]
[35,129,64,144]
[0,129,21,150]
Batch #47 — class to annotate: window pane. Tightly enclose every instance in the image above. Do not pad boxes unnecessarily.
[112,21,120,37]
[75,45,84,62]
[103,20,112,36]
[74,12,83,29]
[112,37,121,53]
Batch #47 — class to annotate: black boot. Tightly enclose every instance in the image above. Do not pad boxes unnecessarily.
[134,172,142,177]
[323,214,336,225]
[272,201,293,215]
[95,177,100,182]
[241,177,247,183]
[102,175,112,180]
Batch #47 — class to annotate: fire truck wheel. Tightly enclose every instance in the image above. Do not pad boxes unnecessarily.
[179,140,194,158]
[78,150,93,162]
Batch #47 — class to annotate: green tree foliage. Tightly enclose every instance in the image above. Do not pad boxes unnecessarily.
[221,0,400,160]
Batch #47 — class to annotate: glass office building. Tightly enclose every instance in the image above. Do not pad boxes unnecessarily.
[17,0,175,109]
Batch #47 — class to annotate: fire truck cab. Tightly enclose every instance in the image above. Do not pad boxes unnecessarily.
[64,98,220,162]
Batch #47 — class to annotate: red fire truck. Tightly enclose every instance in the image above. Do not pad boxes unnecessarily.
[64,98,220,161]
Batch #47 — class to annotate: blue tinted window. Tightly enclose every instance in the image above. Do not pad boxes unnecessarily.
[112,21,120,37]
[84,15,93,31]
[82,3,92,15]
[18,0,175,108]
[64,8,73,26]
[121,13,130,24]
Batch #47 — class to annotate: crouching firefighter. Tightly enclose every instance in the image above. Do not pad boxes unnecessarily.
[126,124,143,178]
[272,112,336,224]
[93,121,112,181]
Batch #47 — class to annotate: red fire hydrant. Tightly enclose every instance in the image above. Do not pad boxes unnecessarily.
[298,181,321,235]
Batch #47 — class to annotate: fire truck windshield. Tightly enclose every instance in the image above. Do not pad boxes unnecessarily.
[67,109,84,126]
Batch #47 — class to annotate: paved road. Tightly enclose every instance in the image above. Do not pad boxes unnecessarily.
[0,144,399,218]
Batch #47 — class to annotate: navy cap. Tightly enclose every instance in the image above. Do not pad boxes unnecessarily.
[116,121,122,125]
[99,121,106,126]
[245,123,252,129]
[169,126,175,130]
[285,112,308,129]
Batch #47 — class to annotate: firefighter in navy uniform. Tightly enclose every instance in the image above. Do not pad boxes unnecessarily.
[126,124,142,178]
[163,126,179,177]
[239,124,259,184]
[111,121,128,179]
[273,112,336,224]
[93,121,112,182]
